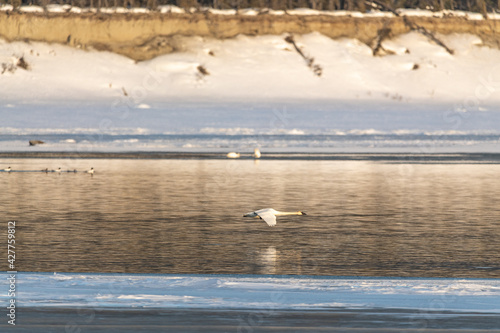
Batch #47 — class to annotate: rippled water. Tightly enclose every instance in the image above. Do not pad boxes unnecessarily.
[1,157,500,277]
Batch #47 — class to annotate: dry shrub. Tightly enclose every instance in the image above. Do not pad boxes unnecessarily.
[1,55,30,74]
[17,56,30,70]
[285,35,322,77]
[197,65,210,76]
[1,63,16,74]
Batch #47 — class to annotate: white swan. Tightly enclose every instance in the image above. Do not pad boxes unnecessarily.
[3,166,12,172]
[227,152,240,159]
[243,208,306,227]
[54,167,62,173]
[86,167,95,174]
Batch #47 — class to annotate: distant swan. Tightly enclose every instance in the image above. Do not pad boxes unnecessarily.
[86,167,95,174]
[227,152,240,159]
[54,168,62,173]
[243,208,306,227]
[3,166,11,172]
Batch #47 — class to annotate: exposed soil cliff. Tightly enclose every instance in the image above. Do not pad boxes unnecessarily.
[1,11,500,61]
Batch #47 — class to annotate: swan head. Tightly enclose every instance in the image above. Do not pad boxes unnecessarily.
[243,211,258,218]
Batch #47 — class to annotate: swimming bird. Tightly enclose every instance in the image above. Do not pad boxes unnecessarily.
[243,208,306,227]
[54,168,62,173]
[227,152,240,159]
[3,166,12,172]
[86,167,94,174]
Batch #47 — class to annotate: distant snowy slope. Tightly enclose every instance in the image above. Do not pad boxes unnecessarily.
[2,32,500,153]
[1,32,500,105]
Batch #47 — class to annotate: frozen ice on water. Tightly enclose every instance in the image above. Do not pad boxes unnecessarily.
[2,272,499,312]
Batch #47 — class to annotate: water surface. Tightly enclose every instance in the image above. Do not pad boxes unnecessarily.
[1,157,499,277]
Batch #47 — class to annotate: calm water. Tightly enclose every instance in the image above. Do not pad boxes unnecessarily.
[1,133,500,152]
[1,157,500,278]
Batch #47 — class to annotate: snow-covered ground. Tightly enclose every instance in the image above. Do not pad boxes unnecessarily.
[1,32,500,152]
[2,272,500,312]
[2,32,500,104]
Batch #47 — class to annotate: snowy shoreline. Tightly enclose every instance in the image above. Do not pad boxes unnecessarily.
[2,30,500,153]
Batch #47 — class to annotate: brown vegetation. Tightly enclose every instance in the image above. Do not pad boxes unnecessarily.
[196,65,210,78]
[367,2,455,56]
[4,0,500,14]
[29,140,45,146]
[285,35,322,76]
[16,56,30,70]
[1,54,31,74]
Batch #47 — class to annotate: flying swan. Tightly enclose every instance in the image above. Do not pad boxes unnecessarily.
[243,208,306,227]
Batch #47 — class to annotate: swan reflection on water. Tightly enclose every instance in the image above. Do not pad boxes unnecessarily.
[258,246,277,275]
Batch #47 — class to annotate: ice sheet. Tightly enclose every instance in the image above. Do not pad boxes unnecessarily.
[2,272,499,312]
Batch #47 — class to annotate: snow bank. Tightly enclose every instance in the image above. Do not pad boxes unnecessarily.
[1,32,500,105]
[17,5,44,13]
[0,5,498,20]
[0,4,13,11]
[397,8,486,19]
[2,272,499,311]
[158,5,186,14]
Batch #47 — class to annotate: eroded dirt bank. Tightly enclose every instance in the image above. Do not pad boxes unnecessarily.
[1,12,500,61]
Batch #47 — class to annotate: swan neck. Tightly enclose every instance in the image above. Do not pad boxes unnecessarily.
[276,211,302,216]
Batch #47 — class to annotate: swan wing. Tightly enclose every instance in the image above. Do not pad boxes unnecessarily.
[258,211,277,227]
